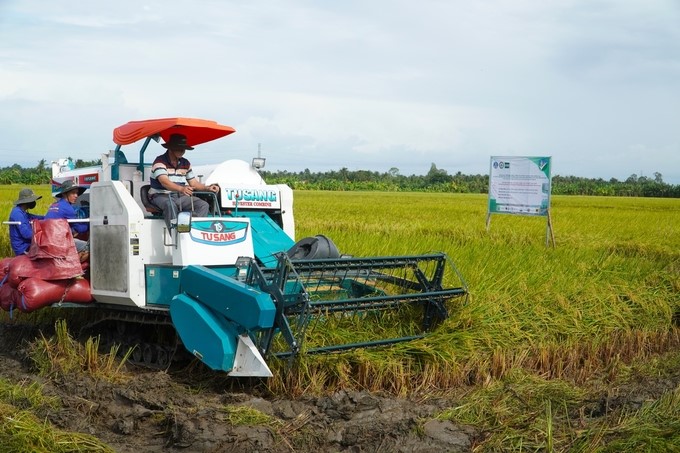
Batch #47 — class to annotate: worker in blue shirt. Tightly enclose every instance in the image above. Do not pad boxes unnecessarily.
[8,188,44,255]
[45,180,89,253]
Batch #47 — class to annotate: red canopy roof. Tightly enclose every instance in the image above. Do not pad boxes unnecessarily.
[113,118,236,147]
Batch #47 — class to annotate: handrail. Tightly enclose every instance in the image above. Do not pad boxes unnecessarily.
[3,219,90,226]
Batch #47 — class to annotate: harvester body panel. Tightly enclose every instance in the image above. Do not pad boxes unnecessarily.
[180,265,276,331]
[241,212,296,267]
[172,218,254,266]
[169,293,239,371]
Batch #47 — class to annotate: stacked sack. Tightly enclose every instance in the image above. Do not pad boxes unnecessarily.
[0,219,93,313]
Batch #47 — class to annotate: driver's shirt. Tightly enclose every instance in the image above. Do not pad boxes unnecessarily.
[149,151,196,194]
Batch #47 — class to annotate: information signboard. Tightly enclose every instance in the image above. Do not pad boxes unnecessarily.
[488,156,551,216]
[486,156,555,246]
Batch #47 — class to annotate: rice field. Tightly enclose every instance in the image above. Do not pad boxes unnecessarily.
[276,191,679,392]
[284,190,680,451]
[2,186,679,386]
[2,185,679,450]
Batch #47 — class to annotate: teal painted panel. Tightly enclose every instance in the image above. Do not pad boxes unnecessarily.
[170,293,238,371]
[240,212,295,268]
[180,265,275,330]
[146,265,241,306]
[146,265,182,306]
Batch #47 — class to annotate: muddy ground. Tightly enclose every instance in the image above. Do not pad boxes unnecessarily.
[1,321,678,452]
[0,323,477,453]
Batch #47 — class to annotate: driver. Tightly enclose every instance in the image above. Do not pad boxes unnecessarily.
[147,133,219,230]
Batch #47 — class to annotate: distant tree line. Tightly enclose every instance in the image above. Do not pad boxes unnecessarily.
[1,161,678,198]
[0,160,51,185]
[262,164,680,198]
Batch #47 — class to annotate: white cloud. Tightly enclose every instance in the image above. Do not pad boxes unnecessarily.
[0,0,678,183]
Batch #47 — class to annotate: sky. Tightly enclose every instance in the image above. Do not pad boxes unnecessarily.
[1,0,679,183]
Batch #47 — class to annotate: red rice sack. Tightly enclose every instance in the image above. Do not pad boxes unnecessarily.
[0,257,13,282]
[17,277,94,313]
[29,219,76,259]
[0,283,20,311]
[6,254,30,288]
[63,278,94,304]
[7,253,83,289]
[26,219,83,280]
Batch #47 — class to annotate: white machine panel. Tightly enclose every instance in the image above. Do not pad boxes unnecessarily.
[173,217,254,266]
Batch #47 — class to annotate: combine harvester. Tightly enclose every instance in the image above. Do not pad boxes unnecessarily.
[1,118,468,377]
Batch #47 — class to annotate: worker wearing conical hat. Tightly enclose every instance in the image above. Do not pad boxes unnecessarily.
[45,180,89,255]
[8,188,44,255]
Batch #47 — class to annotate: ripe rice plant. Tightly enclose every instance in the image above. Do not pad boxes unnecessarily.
[1,185,679,450]
[1,187,679,391]
[267,191,680,394]
[0,376,113,453]
[29,319,132,383]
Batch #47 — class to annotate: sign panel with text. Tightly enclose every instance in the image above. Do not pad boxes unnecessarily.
[488,156,551,216]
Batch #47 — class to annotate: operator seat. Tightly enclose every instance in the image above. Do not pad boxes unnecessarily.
[139,185,161,215]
